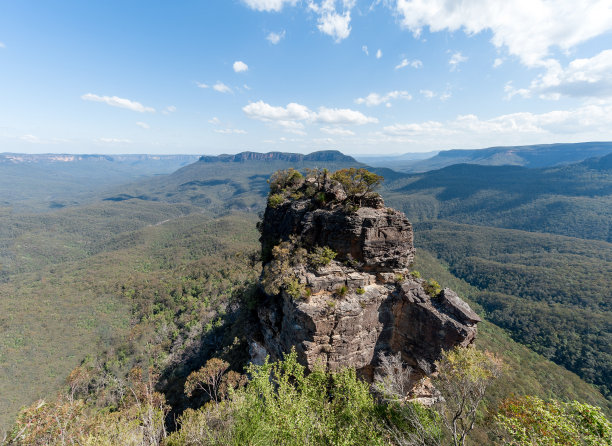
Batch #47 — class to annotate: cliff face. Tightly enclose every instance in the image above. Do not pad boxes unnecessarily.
[255,170,480,382]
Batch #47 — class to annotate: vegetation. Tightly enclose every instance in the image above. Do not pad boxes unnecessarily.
[414,221,612,398]
[331,167,384,206]
[496,396,612,445]
[308,246,337,267]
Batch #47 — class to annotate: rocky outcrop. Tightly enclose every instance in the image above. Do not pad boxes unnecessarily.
[199,150,357,164]
[255,170,481,383]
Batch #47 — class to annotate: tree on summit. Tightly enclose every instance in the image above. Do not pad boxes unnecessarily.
[331,167,383,205]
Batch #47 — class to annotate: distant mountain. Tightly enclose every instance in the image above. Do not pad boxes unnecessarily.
[199,150,356,163]
[354,151,439,169]
[0,153,200,212]
[401,142,612,172]
[111,150,363,212]
[383,152,612,242]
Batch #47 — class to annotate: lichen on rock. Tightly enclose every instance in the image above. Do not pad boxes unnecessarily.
[254,167,481,387]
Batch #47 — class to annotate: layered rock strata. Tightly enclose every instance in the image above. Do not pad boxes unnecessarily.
[255,172,481,382]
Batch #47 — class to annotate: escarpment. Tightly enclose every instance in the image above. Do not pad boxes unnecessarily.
[254,168,481,383]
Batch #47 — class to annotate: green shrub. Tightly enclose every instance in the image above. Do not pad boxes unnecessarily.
[309,246,337,267]
[424,279,441,297]
[356,287,365,295]
[410,270,421,279]
[267,193,285,208]
[394,273,405,284]
[335,285,348,297]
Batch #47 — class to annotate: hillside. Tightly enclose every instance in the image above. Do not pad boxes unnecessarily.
[0,153,200,212]
[1,151,611,437]
[365,141,612,172]
[383,153,612,242]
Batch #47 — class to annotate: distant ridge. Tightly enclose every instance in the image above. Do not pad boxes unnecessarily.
[198,150,356,163]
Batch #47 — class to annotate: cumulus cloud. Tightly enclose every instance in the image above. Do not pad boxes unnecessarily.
[136,121,150,129]
[395,58,422,69]
[449,52,467,71]
[209,117,221,125]
[376,49,382,59]
[383,103,612,146]
[493,58,504,68]
[233,61,249,72]
[196,82,209,89]
[393,0,612,68]
[355,90,412,107]
[531,49,612,99]
[267,30,286,44]
[242,0,297,12]
[163,105,177,114]
[419,89,452,101]
[504,81,531,100]
[362,45,369,55]
[320,126,355,135]
[81,93,155,113]
[243,100,377,131]
[308,0,356,42]
[213,82,233,93]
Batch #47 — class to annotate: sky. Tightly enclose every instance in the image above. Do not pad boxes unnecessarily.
[1,0,612,155]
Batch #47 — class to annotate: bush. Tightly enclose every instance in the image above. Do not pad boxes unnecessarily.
[410,270,421,279]
[335,285,348,297]
[309,246,337,267]
[356,287,365,295]
[424,279,441,297]
[267,193,285,208]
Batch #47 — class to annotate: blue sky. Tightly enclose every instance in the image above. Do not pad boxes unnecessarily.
[1,0,612,155]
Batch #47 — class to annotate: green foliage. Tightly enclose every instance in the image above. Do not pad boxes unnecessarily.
[410,270,421,279]
[267,193,285,208]
[261,240,307,299]
[308,245,337,267]
[269,168,304,194]
[356,287,365,295]
[331,167,383,205]
[496,396,612,445]
[167,350,391,446]
[434,347,504,446]
[335,285,348,297]
[423,279,442,297]
[414,221,612,399]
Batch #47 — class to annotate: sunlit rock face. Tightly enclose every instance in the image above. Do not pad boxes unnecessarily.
[255,178,480,382]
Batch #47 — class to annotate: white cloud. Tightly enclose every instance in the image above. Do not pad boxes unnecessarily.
[355,90,412,107]
[395,58,422,69]
[420,89,435,99]
[209,117,221,125]
[0,42,5,49]
[136,121,150,129]
[376,49,382,59]
[493,58,504,68]
[321,126,355,135]
[308,0,356,42]
[362,45,369,55]
[215,128,247,134]
[242,100,377,130]
[530,49,612,99]
[81,93,155,113]
[316,106,378,124]
[233,61,249,72]
[267,30,286,44]
[393,0,612,68]
[162,105,177,114]
[213,82,233,93]
[20,134,44,144]
[382,103,612,147]
[243,0,297,12]
[449,52,467,71]
[196,82,209,89]
[243,101,313,121]
[98,138,131,144]
[504,81,531,100]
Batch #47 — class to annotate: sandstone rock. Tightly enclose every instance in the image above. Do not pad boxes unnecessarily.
[255,175,480,387]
